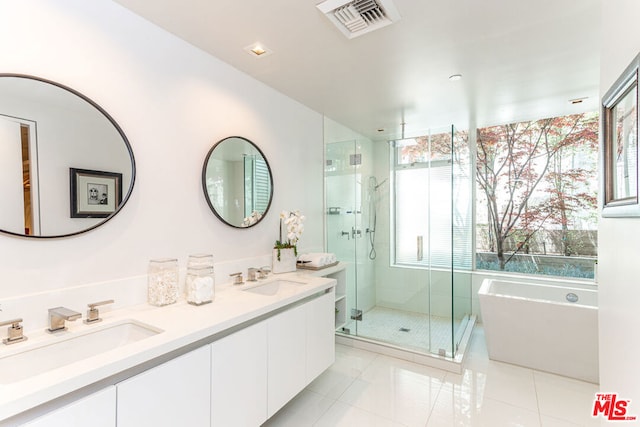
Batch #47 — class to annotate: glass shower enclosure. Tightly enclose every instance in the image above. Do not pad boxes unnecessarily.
[325,125,473,359]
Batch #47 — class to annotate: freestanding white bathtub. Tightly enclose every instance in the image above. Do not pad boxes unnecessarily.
[478,278,598,383]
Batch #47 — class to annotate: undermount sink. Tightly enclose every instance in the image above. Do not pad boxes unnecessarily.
[242,279,305,296]
[0,319,162,384]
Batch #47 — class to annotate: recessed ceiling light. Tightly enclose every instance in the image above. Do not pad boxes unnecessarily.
[449,74,462,81]
[244,43,273,58]
[569,97,588,104]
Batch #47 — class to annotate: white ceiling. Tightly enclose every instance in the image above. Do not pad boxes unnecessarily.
[113,0,602,141]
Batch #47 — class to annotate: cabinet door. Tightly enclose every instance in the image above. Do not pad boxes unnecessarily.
[117,346,211,427]
[267,303,306,418]
[211,321,268,426]
[24,386,116,427]
[306,289,336,382]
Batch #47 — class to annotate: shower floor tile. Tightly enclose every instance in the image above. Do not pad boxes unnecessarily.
[342,306,456,355]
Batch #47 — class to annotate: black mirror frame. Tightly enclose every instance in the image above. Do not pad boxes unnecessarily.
[201,136,273,229]
[0,73,136,238]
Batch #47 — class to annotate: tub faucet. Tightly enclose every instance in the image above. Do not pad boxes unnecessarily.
[47,307,82,333]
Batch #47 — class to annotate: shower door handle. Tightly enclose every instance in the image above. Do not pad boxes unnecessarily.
[417,235,423,261]
[351,227,362,239]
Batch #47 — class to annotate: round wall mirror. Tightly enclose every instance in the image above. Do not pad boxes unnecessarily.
[0,74,135,238]
[202,136,273,228]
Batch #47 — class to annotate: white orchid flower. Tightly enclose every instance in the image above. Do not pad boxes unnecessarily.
[276,209,305,247]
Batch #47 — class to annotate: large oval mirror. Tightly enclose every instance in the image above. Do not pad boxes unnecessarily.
[202,136,273,228]
[0,74,135,238]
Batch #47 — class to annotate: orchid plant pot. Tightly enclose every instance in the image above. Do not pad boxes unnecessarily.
[272,247,296,274]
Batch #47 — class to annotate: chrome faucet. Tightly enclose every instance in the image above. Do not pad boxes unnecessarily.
[0,318,27,345]
[247,268,259,282]
[47,307,82,333]
[230,272,244,285]
[258,266,270,279]
[84,299,114,324]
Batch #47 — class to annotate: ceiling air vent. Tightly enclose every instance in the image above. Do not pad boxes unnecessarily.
[316,0,401,39]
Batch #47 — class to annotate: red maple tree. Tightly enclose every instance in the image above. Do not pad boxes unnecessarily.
[476,112,598,270]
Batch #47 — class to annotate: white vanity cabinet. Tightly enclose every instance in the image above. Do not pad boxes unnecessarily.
[211,322,268,426]
[306,288,336,382]
[267,288,335,417]
[211,287,336,422]
[298,263,347,330]
[5,280,336,427]
[23,386,116,427]
[267,302,307,417]
[116,345,211,427]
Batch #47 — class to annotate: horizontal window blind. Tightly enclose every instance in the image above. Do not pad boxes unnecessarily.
[253,157,271,212]
[394,162,472,270]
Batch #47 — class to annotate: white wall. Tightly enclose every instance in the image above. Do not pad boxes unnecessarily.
[598,0,640,416]
[0,0,323,298]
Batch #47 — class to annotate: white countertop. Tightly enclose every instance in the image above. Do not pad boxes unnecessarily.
[0,271,336,422]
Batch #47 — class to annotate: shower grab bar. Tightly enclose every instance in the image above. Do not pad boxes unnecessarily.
[417,235,423,261]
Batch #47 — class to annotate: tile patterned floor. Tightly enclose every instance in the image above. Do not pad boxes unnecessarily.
[342,306,460,355]
[262,326,600,427]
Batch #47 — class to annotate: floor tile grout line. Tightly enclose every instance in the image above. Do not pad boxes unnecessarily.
[480,363,542,414]
[532,367,543,427]
[310,397,408,427]
[309,394,339,427]
[270,327,601,427]
[424,378,447,427]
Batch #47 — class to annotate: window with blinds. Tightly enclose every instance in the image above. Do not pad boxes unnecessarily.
[244,155,271,218]
[392,131,472,270]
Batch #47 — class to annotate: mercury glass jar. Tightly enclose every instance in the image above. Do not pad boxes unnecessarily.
[185,264,215,305]
[147,258,179,306]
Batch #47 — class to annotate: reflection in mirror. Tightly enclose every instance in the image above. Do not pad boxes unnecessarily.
[610,84,637,200]
[202,136,273,228]
[602,53,640,217]
[0,74,135,237]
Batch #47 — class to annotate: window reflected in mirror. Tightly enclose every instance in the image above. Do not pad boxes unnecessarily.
[610,84,638,201]
[202,136,273,228]
[602,53,640,217]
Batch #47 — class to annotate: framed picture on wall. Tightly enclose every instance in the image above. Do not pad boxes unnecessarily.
[70,168,122,218]
[602,52,640,217]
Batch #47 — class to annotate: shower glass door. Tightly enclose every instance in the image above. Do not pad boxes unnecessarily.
[423,125,473,357]
[325,139,361,336]
[451,126,473,355]
[393,127,456,356]
[325,124,472,359]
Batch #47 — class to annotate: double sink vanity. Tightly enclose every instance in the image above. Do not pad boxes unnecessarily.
[0,73,337,426]
[0,272,337,426]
